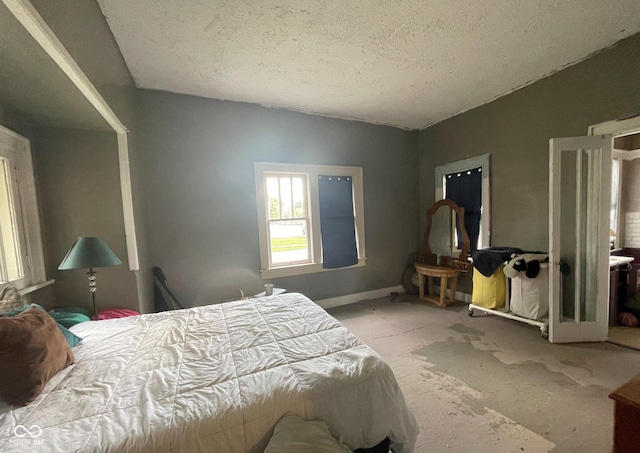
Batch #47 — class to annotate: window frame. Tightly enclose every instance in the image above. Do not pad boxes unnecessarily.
[0,125,48,293]
[435,153,491,251]
[255,162,366,279]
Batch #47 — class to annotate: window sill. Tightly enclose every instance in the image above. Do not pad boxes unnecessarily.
[261,258,366,279]
[18,279,55,295]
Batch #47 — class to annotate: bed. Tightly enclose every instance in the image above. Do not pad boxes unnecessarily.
[0,293,418,452]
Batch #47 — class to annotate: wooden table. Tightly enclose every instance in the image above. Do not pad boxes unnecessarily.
[414,263,461,307]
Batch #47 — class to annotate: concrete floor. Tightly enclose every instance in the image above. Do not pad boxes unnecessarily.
[328,294,640,453]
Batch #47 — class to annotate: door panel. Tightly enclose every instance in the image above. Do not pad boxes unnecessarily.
[549,136,611,343]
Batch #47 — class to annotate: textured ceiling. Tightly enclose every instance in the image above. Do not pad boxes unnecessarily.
[97,0,640,130]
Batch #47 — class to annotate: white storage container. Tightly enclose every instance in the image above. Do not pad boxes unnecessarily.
[509,264,549,320]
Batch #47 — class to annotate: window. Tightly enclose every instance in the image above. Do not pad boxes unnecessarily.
[435,154,490,252]
[255,163,366,278]
[0,125,47,292]
[265,174,311,266]
[0,158,24,282]
[610,156,621,250]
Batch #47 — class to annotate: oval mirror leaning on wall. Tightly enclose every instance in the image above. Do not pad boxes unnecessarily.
[421,199,473,271]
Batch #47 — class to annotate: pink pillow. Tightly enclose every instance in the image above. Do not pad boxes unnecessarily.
[96,308,140,320]
[618,312,638,327]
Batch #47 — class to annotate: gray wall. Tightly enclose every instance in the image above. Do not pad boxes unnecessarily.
[0,103,33,140]
[32,127,138,312]
[17,0,153,313]
[419,33,640,290]
[136,90,420,305]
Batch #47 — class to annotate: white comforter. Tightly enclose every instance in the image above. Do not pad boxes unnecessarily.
[0,293,417,452]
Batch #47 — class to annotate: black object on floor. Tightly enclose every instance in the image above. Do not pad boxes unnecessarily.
[153,266,185,312]
[354,437,391,453]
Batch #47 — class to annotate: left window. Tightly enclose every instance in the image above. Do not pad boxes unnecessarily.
[255,162,366,278]
[265,173,311,266]
[0,125,46,292]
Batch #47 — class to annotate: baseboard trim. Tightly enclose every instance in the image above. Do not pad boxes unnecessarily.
[316,285,472,309]
[316,285,405,309]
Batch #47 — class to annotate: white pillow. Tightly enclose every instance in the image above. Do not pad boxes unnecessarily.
[264,414,352,453]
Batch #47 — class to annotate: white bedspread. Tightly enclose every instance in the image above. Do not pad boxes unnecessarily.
[0,293,417,452]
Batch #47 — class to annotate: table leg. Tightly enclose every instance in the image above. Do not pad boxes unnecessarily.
[417,272,425,300]
[449,277,458,304]
[439,277,448,307]
[427,276,434,298]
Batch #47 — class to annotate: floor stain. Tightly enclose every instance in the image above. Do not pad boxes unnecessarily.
[559,359,593,375]
[449,323,485,336]
[412,335,612,452]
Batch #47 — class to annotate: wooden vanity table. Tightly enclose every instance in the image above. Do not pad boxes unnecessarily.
[414,199,472,307]
[414,263,460,307]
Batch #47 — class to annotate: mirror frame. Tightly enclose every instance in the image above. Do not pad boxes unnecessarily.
[422,198,472,270]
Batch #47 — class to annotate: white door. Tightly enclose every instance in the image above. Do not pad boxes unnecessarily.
[549,135,612,343]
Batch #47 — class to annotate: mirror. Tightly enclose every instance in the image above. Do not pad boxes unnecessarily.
[429,206,452,257]
[422,199,472,271]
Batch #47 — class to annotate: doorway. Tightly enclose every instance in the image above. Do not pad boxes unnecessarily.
[608,132,640,348]
[590,116,640,349]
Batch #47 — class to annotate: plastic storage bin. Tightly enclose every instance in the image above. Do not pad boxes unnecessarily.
[472,265,506,309]
[509,264,549,320]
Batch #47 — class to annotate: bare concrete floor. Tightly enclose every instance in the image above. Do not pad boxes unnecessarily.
[328,295,640,453]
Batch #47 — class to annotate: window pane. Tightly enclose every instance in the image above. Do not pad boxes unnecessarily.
[0,159,23,282]
[610,159,619,247]
[279,177,292,219]
[266,177,280,220]
[445,167,482,251]
[292,177,305,218]
[269,219,309,264]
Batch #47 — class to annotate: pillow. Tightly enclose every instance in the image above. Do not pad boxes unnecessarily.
[619,312,638,327]
[50,306,91,317]
[96,308,140,320]
[0,307,74,406]
[3,304,83,347]
[54,321,83,348]
[0,286,26,314]
[264,414,352,453]
[49,308,91,328]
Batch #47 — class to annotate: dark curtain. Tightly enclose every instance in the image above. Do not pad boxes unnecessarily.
[318,176,358,269]
[445,167,482,251]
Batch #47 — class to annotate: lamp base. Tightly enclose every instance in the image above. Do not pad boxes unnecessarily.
[87,267,98,318]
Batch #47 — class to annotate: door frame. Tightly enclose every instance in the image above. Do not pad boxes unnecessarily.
[589,116,640,138]
[589,116,640,268]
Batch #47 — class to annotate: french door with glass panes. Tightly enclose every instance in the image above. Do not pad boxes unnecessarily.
[549,135,612,343]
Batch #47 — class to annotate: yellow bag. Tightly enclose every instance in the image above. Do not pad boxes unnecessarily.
[472,265,506,309]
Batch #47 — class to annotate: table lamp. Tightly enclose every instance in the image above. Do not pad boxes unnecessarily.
[58,237,122,317]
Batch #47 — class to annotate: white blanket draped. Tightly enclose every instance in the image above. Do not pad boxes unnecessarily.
[0,293,417,452]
